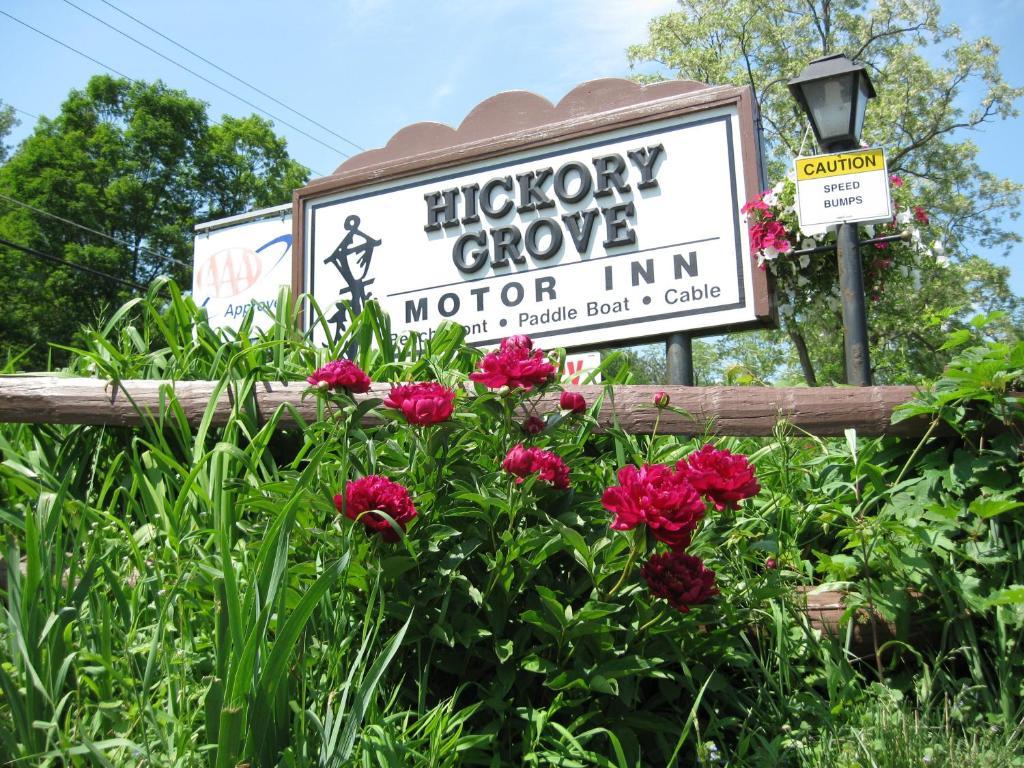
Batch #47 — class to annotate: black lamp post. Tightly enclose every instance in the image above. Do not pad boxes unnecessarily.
[788,54,876,385]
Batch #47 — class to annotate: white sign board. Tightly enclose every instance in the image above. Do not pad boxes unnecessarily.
[794,148,892,230]
[193,207,293,333]
[298,84,768,352]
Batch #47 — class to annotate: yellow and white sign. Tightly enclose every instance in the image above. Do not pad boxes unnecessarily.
[794,148,892,230]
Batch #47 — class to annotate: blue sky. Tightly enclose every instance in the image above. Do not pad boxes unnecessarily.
[1,0,1020,294]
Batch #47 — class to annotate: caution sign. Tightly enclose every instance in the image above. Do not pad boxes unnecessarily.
[794,148,892,230]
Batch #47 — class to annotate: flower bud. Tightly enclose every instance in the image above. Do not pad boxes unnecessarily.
[765,557,777,570]
[522,416,545,435]
[653,391,670,408]
[559,391,586,414]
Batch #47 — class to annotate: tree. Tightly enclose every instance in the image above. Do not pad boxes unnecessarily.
[0,101,17,164]
[0,76,309,367]
[628,0,1023,384]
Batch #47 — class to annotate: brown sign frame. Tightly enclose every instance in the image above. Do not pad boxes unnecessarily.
[293,78,772,346]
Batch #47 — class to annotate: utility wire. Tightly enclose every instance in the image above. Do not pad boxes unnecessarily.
[10,106,40,120]
[0,9,134,79]
[0,236,146,291]
[59,0,352,159]
[0,9,327,176]
[0,192,191,270]
[98,0,364,153]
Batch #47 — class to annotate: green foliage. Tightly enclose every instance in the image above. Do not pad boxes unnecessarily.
[0,75,309,368]
[0,286,1022,765]
[628,0,1024,385]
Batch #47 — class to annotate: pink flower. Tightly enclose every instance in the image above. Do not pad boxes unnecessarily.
[740,193,772,216]
[560,391,586,413]
[502,444,570,489]
[679,444,760,511]
[913,206,929,224]
[889,174,904,187]
[765,557,778,570]
[653,391,670,408]
[601,464,706,549]
[383,382,455,426]
[335,475,416,542]
[307,359,371,394]
[641,550,718,612]
[470,336,556,391]
[750,219,792,255]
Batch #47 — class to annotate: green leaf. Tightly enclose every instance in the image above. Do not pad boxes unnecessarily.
[969,497,1024,519]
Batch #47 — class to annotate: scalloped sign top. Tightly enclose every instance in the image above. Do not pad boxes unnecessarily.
[295,78,771,351]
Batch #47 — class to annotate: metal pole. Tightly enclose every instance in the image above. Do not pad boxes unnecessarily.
[666,332,694,386]
[836,221,871,385]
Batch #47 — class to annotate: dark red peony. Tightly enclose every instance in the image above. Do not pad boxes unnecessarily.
[640,550,718,612]
[469,336,556,391]
[307,359,371,394]
[522,416,545,435]
[502,444,570,489]
[335,475,416,542]
[384,382,456,426]
[679,444,760,511]
[601,464,706,549]
[560,391,587,413]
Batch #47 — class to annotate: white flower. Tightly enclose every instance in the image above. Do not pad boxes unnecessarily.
[761,246,780,261]
[933,240,948,266]
[897,210,913,225]
[863,224,875,237]
[763,190,778,207]
[911,268,922,291]
[801,238,816,250]
[797,274,809,287]
[798,253,811,269]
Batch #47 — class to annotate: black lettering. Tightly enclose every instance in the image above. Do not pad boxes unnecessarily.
[535,276,556,301]
[516,168,555,213]
[601,202,636,248]
[406,297,428,322]
[627,144,665,190]
[461,183,481,224]
[490,226,524,267]
[452,231,488,273]
[631,258,655,286]
[501,282,524,307]
[592,153,631,198]
[561,209,600,255]
[553,161,593,204]
[424,188,460,232]
[481,176,514,218]
[524,218,563,260]
[470,285,489,310]
[438,293,460,318]
[674,251,698,278]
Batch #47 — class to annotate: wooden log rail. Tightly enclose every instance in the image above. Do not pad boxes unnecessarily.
[0,377,928,436]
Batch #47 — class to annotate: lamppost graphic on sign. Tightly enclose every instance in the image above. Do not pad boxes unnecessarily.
[324,214,380,341]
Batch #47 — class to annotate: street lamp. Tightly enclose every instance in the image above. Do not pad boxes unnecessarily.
[788,54,876,385]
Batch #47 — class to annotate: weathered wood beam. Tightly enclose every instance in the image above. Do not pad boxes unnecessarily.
[0,377,928,436]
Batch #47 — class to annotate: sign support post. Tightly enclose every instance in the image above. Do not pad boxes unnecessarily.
[666,333,694,385]
[836,222,871,385]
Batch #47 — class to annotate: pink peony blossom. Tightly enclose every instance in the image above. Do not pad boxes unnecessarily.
[502,444,570,489]
[601,464,706,549]
[641,550,718,612]
[470,336,556,391]
[383,382,456,426]
[307,359,371,394]
[679,444,760,511]
[336,475,416,542]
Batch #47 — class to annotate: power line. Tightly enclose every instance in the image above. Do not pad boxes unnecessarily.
[0,236,146,291]
[0,192,191,270]
[0,9,327,176]
[10,106,40,120]
[0,9,134,80]
[59,0,352,160]
[98,0,364,153]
